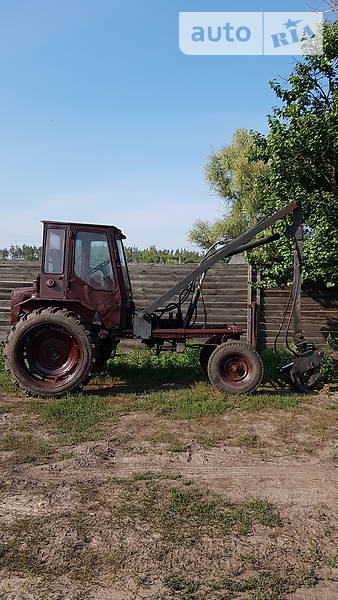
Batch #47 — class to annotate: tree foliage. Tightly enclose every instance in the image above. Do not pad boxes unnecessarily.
[190,21,338,287]
[249,20,338,287]
[125,245,201,264]
[0,245,41,261]
[188,129,266,249]
[0,244,201,264]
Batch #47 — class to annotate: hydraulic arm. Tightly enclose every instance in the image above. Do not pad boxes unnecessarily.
[143,200,299,315]
[134,199,321,391]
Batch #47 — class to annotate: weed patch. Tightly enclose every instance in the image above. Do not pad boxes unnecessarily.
[221,568,318,600]
[99,347,202,391]
[0,432,54,464]
[27,381,307,446]
[119,383,305,419]
[238,433,262,448]
[33,394,113,444]
[115,477,282,542]
[0,352,16,393]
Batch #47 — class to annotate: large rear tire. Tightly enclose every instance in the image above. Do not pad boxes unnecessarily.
[207,341,263,395]
[4,307,95,398]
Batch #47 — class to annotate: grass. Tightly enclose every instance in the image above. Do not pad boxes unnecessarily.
[0,431,54,464]
[0,347,334,456]
[238,433,262,448]
[113,476,283,541]
[0,352,16,393]
[99,346,202,391]
[0,349,335,451]
[0,512,101,580]
[0,348,337,599]
[0,475,282,576]
[194,432,221,447]
[29,384,307,446]
[221,569,319,600]
[0,342,336,399]
[32,394,114,445]
[116,382,305,419]
[0,473,313,600]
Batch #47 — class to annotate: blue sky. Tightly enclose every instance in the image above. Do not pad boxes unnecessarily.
[0,0,327,250]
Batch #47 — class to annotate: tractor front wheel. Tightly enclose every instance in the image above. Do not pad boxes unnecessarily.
[4,307,95,397]
[207,341,263,395]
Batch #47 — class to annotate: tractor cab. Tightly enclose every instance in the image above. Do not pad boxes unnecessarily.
[38,221,133,330]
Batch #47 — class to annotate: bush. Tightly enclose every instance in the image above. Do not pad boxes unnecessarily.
[319,353,336,384]
[261,348,292,388]
[99,345,202,389]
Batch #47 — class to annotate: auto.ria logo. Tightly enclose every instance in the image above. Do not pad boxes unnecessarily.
[179,12,323,55]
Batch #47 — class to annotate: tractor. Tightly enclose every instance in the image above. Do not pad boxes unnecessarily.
[3,200,321,397]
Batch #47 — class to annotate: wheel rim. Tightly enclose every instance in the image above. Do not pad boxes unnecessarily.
[220,353,252,387]
[17,324,83,389]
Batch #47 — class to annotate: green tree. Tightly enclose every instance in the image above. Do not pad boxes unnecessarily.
[1,243,200,264]
[7,244,41,260]
[249,20,338,287]
[189,21,338,287]
[188,129,266,249]
[125,245,201,264]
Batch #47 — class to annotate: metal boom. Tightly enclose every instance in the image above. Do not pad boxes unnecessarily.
[145,200,299,314]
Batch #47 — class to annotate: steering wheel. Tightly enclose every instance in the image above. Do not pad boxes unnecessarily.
[89,259,110,275]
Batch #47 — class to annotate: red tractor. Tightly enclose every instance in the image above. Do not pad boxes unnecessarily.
[4,201,321,397]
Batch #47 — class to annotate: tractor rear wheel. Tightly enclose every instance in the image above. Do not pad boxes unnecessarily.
[207,341,263,395]
[4,307,95,398]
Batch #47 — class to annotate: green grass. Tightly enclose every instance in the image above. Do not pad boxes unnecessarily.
[1,342,336,399]
[221,569,318,600]
[29,383,306,445]
[0,352,16,393]
[119,382,305,419]
[0,432,54,464]
[0,347,335,600]
[33,394,114,445]
[99,346,202,391]
[0,348,317,447]
[115,477,282,540]
[239,433,262,448]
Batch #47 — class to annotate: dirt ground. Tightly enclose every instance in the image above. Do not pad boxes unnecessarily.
[0,387,337,600]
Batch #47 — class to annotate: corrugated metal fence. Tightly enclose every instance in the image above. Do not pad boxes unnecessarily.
[0,261,337,349]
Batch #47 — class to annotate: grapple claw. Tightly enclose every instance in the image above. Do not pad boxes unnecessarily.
[281,348,321,392]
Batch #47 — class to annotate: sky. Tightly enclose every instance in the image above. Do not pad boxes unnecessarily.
[0,0,329,250]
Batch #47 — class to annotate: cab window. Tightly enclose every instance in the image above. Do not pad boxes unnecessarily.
[74,231,115,290]
[44,229,65,274]
[116,238,130,287]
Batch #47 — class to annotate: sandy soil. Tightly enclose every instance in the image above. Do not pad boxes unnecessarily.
[0,391,337,600]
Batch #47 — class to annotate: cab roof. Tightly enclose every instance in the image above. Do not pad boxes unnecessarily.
[42,220,125,239]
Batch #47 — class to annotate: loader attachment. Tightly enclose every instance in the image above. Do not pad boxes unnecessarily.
[134,199,322,393]
[279,204,322,392]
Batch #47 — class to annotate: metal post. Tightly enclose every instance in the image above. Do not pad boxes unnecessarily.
[247,264,253,345]
[291,205,305,347]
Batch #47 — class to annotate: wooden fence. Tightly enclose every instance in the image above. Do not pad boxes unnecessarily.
[259,287,338,350]
[0,261,337,349]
